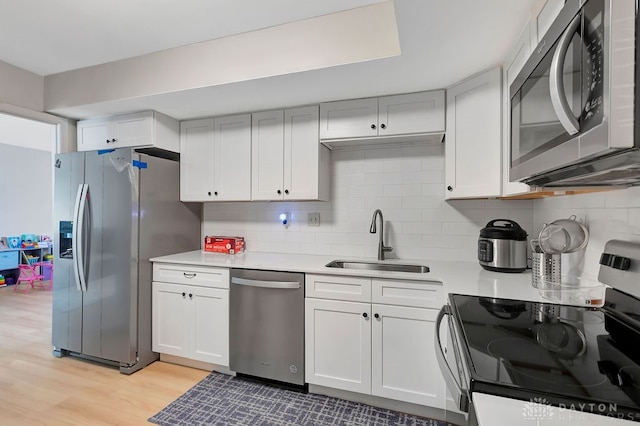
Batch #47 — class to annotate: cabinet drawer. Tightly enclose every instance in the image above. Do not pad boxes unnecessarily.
[153,263,229,289]
[306,274,371,302]
[371,279,443,309]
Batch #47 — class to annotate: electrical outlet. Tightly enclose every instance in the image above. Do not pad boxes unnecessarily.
[308,213,320,227]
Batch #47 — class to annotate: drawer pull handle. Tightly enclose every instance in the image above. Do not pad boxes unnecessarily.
[183,273,196,279]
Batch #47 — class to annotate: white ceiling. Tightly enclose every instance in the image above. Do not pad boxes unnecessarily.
[0,0,538,120]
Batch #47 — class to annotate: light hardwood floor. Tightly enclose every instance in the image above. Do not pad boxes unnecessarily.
[0,285,208,425]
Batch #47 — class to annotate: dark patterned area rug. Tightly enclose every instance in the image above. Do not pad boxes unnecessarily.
[149,372,449,426]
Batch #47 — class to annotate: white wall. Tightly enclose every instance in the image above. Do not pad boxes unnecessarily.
[0,114,56,151]
[0,60,44,111]
[0,144,53,237]
[0,114,56,238]
[203,144,533,262]
[533,186,640,279]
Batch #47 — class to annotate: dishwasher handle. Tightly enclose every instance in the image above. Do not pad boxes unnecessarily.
[231,276,301,289]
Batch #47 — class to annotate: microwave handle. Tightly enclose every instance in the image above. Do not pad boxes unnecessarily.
[549,13,581,135]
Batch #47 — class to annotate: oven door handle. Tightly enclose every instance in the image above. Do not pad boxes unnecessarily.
[549,13,581,135]
[435,305,470,413]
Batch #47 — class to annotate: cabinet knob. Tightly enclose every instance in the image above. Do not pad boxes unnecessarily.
[214,191,218,196]
[370,124,376,130]
[208,191,212,196]
[374,313,380,319]
[112,138,117,143]
[447,186,453,192]
[277,190,282,195]
[362,312,368,318]
[105,139,111,143]
[380,124,386,129]
[189,293,193,299]
[181,292,186,297]
[284,189,289,195]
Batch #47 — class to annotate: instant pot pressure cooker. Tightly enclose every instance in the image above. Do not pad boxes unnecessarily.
[478,219,528,273]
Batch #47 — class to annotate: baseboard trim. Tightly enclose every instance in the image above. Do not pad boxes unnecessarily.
[308,384,448,422]
[159,354,234,375]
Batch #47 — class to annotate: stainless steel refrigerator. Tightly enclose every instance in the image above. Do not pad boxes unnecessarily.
[52,148,201,374]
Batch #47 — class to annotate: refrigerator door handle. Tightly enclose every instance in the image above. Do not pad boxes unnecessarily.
[75,184,89,292]
[71,184,84,292]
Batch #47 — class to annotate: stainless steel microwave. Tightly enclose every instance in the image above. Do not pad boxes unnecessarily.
[510,0,639,187]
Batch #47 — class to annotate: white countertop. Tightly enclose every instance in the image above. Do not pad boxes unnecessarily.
[151,250,547,302]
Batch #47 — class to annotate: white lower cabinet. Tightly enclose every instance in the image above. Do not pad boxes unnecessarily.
[152,263,229,366]
[305,298,371,394]
[371,303,444,407]
[305,274,446,409]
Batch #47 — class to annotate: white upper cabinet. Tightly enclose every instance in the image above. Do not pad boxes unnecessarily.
[319,91,445,148]
[320,98,378,140]
[535,0,565,44]
[252,106,329,201]
[180,114,251,202]
[445,67,502,199]
[252,110,285,200]
[77,110,179,152]
[378,92,445,136]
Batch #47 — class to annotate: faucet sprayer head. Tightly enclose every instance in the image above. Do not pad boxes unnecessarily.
[370,209,381,233]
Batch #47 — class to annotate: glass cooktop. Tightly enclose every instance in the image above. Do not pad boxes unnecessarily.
[449,289,640,422]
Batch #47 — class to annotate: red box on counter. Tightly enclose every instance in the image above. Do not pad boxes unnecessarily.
[204,236,245,255]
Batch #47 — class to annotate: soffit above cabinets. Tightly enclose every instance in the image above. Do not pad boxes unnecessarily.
[1,0,536,121]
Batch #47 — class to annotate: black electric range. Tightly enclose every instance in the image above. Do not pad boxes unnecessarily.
[440,240,640,423]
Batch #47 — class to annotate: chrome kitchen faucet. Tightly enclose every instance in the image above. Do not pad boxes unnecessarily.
[369,209,393,261]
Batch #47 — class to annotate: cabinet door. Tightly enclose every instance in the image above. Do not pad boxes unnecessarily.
[378,91,445,136]
[535,0,564,43]
[445,67,502,199]
[319,98,378,139]
[152,282,189,358]
[252,110,284,200]
[305,298,371,394]
[180,118,215,201]
[214,114,251,201]
[113,111,154,149]
[371,304,445,408]
[189,287,229,365]
[284,106,321,200]
[77,118,112,151]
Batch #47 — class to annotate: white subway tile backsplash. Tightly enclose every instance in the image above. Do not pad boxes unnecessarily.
[402,196,442,209]
[365,172,402,185]
[383,184,422,197]
[331,244,367,257]
[403,222,442,235]
[422,184,444,196]
[203,146,532,263]
[442,222,482,236]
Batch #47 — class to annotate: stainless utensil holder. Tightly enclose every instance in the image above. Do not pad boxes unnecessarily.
[532,252,561,288]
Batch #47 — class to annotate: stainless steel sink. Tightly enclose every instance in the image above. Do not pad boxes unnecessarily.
[325,260,429,273]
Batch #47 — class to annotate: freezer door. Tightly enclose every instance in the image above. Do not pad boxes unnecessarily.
[52,152,85,353]
[81,149,138,364]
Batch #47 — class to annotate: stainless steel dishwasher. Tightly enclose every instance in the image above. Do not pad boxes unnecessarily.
[229,269,305,386]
